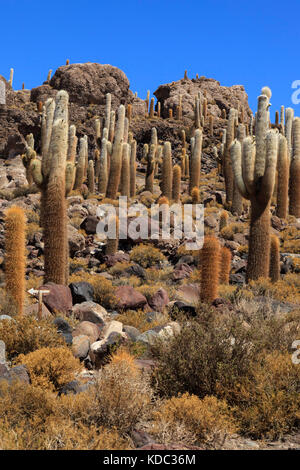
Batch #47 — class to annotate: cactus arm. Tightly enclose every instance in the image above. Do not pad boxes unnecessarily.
[230,140,250,199]
[259,130,278,205]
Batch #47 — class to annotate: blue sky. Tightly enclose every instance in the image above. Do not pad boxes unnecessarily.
[1,0,300,119]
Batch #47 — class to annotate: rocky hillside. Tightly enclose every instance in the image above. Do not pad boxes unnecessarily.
[0,62,299,451]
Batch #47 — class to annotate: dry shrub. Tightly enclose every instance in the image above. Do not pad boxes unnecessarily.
[151,307,255,398]
[150,393,237,448]
[130,244,166,268]
[115,309,168,333]
[15,347,82,392]
[0,315,65,361]
[247,275,300,304]
[222,352,300,439]
[151,303,300,399]
[92,358,153,434]
[0,382,131,450]
[220,222,245,240]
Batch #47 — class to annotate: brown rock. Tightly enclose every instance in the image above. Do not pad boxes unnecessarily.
[172,263,193,280]
[39,283,73,316]
[72,321,101,344]
[115,286,147,310]
[148,288,169,311]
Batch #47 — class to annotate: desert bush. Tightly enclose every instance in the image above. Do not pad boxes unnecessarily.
[26,222,42,240]
[0,315,65,361]
[86,354,153,434]
[220,222,245,240]
[151,303,300,399]
[221,352,300,439]
[130,244,166,268]
[15,347,82,392]
[151,307,255,398]
[25,209,40,224]
[150,393,237,448]
[115,309,169,333]
[0,381,131,450]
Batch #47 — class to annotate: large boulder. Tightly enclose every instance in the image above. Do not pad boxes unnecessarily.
[49,63,131,107]
[72,320,101,344]
[39,283,73,315]
[72,301,109,325]
[71,335,90,360]
[148,288,169,312]
[69,282,94,304]
[115,286,148,310]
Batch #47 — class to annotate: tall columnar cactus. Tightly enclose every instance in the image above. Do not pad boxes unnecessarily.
[87,160,95,194]
[280,106,285,134]
[189,129,202,194]
[67,125,78,163]
[5,206,26,316]
[104,93,111,133]
[106,215,119,255]
[127,103,132,122]
[224,108,235,203]
[30,91,71,285]
[98,138,108,194]
[109,111,115,142]
[269,234,280,283]
[161,142,173,200]
[130,139,137,198]
[149,98,155,118]
[121,143,130,197]
[230,91,278,282]
[157,102,161,118]
[285,108,294,159]
[219,247,231,284]
[106,105,125,199]
[8,68,14,87]
[74,137,87,190]
[145,144,156,193]
[191,186,200,203]
[231,124,245,215]
[172,165,181,203]
[200,236,220,303]
[145,90,150,115]
[123,117,129,143]
[276,134,289,219]
[289,117,300,217]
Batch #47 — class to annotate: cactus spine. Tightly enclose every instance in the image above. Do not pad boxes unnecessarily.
[200,236,220,303]
[230,92,278,282]
[5,206,26,316]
